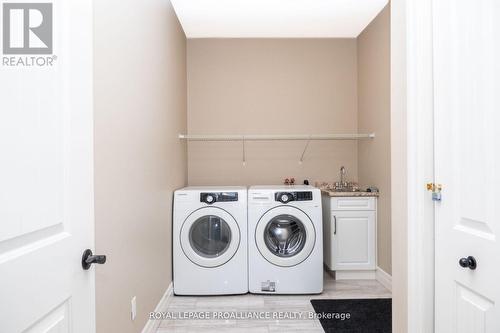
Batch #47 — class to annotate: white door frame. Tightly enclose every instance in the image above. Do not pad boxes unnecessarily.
[391,0,435,332]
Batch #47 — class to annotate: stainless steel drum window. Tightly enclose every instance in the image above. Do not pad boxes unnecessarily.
[264,214,306,257]
[189,215,231,258]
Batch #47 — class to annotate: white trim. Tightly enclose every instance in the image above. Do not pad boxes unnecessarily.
[335,270,376,280]
[391,0,436,331]
[406,0,436,332]
[141,283,173,333]
[376,267,392,292]
[390,0,409,330]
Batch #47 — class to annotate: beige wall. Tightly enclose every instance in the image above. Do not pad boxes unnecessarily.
[187,39,359,186]
[357,5,391,274]
[93,1,187,332]
[391,0,408,331]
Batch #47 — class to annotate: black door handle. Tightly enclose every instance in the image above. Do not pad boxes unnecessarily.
[459,256,477,270]
[82,249,107,270]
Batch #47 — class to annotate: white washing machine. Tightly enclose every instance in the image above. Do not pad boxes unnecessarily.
[248,185,323,294]
[173,186,247,295]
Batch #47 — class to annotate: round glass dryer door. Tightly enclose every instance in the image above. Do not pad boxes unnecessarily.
[255,206,316,267]
[180,207,240,268]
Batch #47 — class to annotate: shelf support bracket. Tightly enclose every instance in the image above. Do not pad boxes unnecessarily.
[242,136,246,166]
[299,136,311,164]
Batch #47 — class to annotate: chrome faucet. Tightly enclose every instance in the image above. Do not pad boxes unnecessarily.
[340,166,347,187]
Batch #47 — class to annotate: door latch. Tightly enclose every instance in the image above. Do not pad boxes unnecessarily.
[426,183,442,201]
[82,249,107,270]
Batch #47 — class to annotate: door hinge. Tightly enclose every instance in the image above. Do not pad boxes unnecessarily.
[426,183,442,201]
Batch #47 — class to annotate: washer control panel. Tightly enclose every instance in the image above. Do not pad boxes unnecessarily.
[200,192,238,204]
[275,191,313,203]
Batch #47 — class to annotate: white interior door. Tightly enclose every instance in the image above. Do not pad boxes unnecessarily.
[433,0,500,332]
[0,0,95,332]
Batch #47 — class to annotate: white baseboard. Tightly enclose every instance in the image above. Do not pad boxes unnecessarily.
[141,282,173,333]
[375,267,392,292]
[335,270,376,280]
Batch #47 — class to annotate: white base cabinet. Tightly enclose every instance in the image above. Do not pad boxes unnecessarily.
[322,195,377,279]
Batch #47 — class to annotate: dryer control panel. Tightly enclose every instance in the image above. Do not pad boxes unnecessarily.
[275,191,313,203]
[200,192,238,204]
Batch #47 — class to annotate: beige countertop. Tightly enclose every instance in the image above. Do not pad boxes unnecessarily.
[320,189,379,197]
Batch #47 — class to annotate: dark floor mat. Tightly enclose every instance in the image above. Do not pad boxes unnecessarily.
[310,298,391,333]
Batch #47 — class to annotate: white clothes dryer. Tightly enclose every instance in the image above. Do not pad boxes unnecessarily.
[173,186,247,295]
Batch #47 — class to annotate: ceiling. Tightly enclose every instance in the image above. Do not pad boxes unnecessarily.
[170,0,389,38]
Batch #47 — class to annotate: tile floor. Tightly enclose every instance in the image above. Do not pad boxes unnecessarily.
[155,272,391,333]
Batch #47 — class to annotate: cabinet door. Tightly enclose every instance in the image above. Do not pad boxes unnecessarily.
[332,210,376,270]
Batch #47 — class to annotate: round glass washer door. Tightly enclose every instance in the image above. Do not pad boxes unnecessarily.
[255,206,316,267]
[180,207,240,268]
